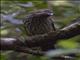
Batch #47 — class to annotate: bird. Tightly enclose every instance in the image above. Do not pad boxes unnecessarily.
[23,9,56,51]
[23,9,56,36]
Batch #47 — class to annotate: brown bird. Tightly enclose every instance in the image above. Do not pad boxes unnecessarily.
[23,9,56,51]
[23,9,56,36]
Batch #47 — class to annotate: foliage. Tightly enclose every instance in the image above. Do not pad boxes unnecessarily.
[0,0,80,60]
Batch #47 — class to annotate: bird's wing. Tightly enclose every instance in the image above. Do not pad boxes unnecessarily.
[49,18,56,31]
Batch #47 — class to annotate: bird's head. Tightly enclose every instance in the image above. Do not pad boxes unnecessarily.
[36,9,53,17]
[27,9,54,19]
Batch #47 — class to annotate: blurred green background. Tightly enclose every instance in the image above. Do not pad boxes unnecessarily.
[0,0,80,60]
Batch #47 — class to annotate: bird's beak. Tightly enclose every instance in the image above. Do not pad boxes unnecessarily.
[47,13,53,16]
[50,13,54,15]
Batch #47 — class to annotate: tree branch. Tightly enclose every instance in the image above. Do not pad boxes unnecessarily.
[24,18,80,48]
[0,17,80,55]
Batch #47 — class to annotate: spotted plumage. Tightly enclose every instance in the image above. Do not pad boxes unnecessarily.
[23,9,55,36]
